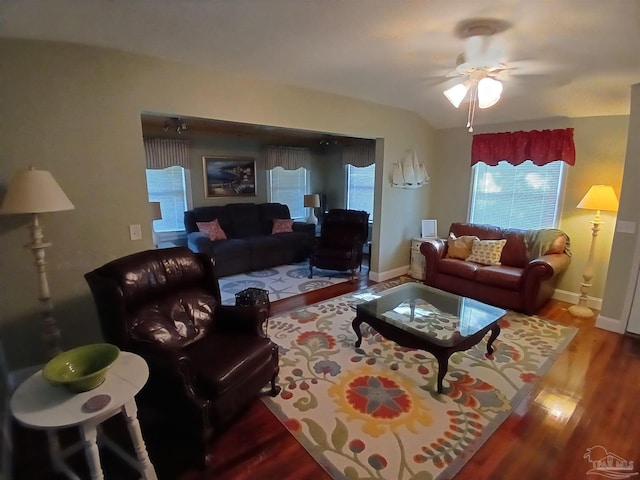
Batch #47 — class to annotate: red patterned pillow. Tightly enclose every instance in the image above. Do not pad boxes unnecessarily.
[196,219,227,241]
[272,218,293,234]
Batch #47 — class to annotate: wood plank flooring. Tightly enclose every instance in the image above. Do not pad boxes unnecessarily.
[9,268,640,480]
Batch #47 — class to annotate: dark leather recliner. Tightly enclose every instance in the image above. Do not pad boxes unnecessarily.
[309,209,369,281]
[84,247,280,467]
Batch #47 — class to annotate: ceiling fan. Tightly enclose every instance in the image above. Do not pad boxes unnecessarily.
[442,19,514,132]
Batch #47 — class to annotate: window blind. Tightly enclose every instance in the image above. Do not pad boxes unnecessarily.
[146,166,188,232]
[469,160,564,230]
[347,164,375,219]
[269,167,308,219]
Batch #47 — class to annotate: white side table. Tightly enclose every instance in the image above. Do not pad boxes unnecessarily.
[408,237,436,280]
[10,351,157,480]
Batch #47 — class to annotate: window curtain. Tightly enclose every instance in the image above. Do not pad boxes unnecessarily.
[342,142,376,167]
[144,138,190,169]
[471,128,575,167]
[265,146,311,170]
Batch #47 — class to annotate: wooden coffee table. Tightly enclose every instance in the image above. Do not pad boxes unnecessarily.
[352,283,506,393]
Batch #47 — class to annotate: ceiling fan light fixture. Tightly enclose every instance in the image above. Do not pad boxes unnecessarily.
[477,77,502,109]
[443,83,469,108]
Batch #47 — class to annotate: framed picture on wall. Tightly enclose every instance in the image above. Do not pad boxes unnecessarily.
[202,156,257,198]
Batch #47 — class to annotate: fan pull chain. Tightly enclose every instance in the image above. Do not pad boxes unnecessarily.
[467,85,477,132]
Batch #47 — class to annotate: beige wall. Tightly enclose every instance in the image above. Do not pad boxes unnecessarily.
[0,39,435,368]
[432,115,628,299]
[0,38,631,368]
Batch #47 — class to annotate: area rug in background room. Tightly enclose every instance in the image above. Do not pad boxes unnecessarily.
[218,261,352,304]
[262,280,578,480]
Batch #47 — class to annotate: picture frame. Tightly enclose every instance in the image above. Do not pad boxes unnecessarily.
[202,156,257,198]
[421,219,438,238]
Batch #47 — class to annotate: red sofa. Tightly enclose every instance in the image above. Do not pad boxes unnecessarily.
[419,222,571,315]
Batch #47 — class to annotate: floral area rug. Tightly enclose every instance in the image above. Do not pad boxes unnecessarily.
[218,261,351,304]
[262,279,577,480]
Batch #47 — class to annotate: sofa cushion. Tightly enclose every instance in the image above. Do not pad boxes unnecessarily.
[226,203,262,237]
[500,229,530,268]
[185,206,229,234]
[258,203,293,234]
[272,218,293,234]
[185,335,276,396]
[474,265,523,291]
[450,222,503,240]
[246,236,285,270]
[446,233,478,260]
[197,219,228,241]
[130,290,217,348]
[466,239,507,266]
[272,231,313,263]
[438,258,479,280]
[208,237,247,254]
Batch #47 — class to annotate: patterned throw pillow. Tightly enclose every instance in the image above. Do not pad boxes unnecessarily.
[466,238,507,266]
[446,233,479,260]
[272,218,294,234]
[196,219,227,241]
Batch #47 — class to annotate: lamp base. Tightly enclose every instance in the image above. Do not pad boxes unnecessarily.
[568,304,594,318]
[306,211,318,225]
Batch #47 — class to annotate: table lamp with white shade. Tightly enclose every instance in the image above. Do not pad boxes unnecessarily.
[568,184,619,318]
[0,167,74,358]
[304,194,320,225]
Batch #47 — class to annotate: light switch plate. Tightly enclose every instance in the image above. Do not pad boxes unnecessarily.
[129,224,142,240]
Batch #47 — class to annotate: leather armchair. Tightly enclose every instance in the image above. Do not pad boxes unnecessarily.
[84,247,280,467]
[309,209,369,281]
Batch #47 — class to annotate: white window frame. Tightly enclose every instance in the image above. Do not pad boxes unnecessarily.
[145,166,192,244]
[345,163,375,221]
[267,166,310,221]
[468,160,567,230]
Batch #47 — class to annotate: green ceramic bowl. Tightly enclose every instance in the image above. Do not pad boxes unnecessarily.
[42,343,120,393]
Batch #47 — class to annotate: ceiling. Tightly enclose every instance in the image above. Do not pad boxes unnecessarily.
[2,0,640,130]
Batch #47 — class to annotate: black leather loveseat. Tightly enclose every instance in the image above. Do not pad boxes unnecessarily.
[185,203,315,277]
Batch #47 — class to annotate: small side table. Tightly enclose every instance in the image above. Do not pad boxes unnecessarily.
[235,287,271,335]
[409,237,431,280]
[10,351,157,480]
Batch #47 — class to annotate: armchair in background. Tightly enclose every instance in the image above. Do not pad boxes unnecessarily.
[84,247,280,467]
[309,209,369,281]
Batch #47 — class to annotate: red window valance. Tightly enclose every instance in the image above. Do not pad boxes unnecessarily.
[471,128,575,167]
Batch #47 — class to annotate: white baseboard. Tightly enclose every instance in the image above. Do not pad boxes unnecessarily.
[370,265,410,283]
[595,314,627,334]
[552,288,602,311]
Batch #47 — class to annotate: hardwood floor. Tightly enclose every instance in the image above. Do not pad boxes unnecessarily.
[9,268,640,480]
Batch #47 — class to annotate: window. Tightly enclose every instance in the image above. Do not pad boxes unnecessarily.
[469,160,565,230]
[346,164,375,219]
[268,167,308,220]
[146,166,189,233]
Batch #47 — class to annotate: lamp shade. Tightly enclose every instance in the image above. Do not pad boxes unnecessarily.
[443,83,469,108]
[477,77,503,109]
[576,185,619,212]
[304,194,320,208]
[1,167,74,214]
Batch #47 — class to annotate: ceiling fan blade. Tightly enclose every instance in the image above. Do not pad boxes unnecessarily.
[463,35,505,67]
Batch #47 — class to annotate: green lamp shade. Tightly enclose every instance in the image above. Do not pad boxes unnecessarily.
[42,343,120,393]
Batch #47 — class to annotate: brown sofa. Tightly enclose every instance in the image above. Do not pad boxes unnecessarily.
[419,222,571,315]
